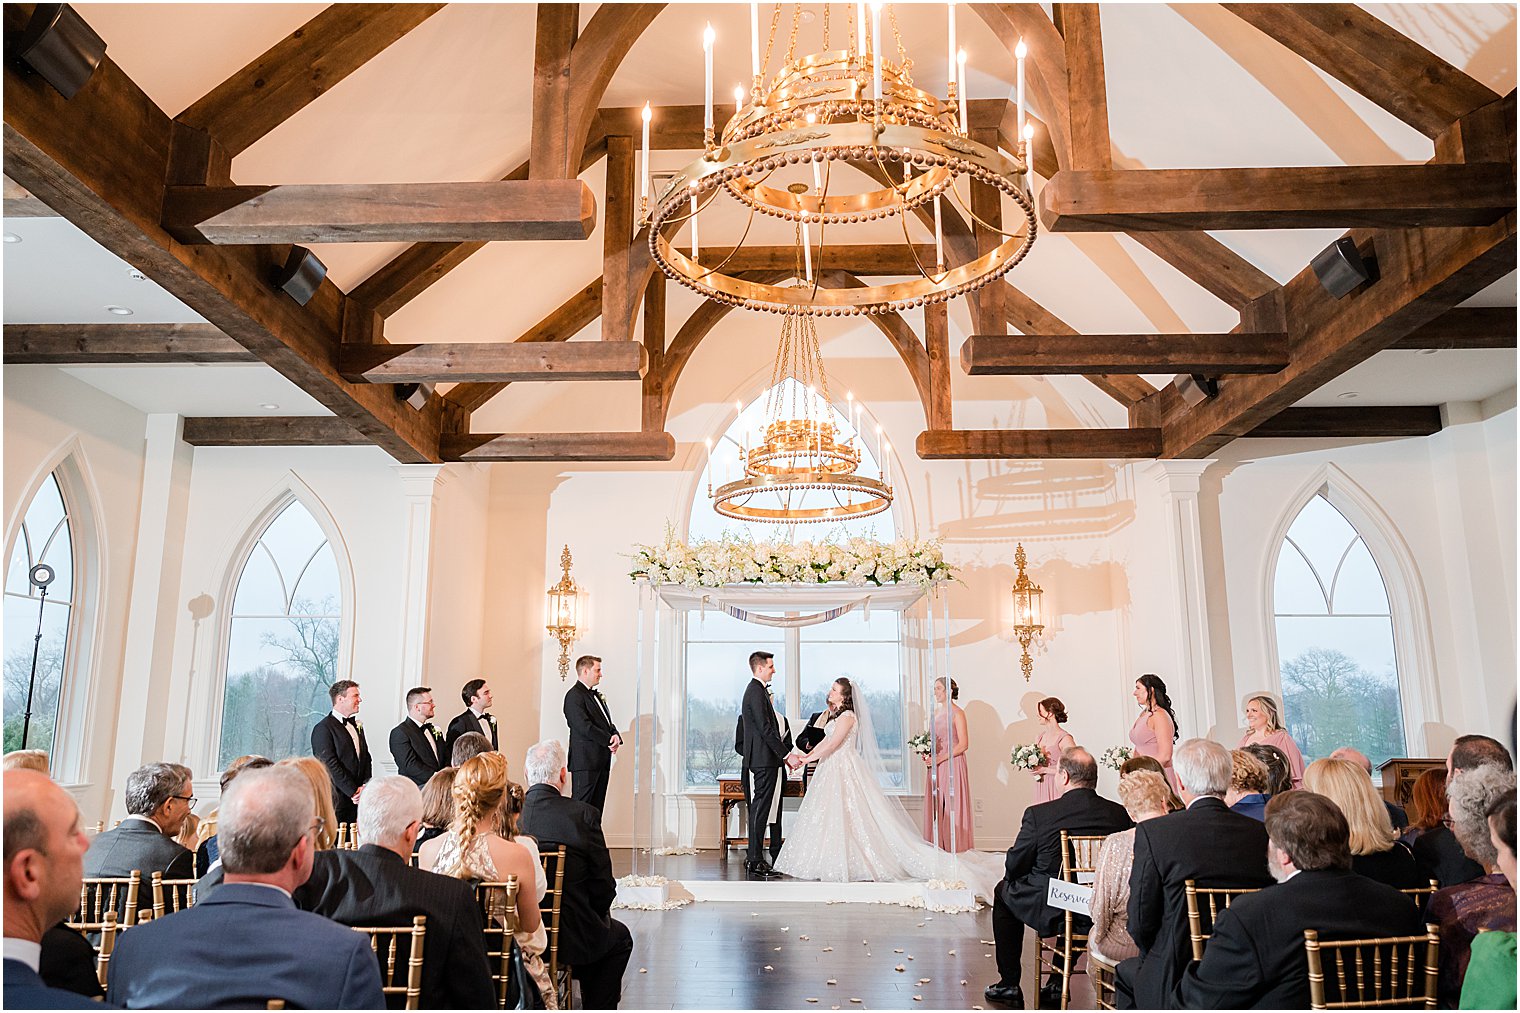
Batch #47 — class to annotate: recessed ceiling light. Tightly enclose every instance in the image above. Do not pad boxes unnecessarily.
[1338,391,1360,400]
[259,403,280,411]
[126,268,147,282]
[1416,347,1439,356]
[2,233,21,244]
[104,305,134,316]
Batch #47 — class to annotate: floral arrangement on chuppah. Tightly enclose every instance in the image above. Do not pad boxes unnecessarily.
[628,532,956,589]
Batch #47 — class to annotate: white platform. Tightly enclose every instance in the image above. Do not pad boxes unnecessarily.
[670,879,978,906]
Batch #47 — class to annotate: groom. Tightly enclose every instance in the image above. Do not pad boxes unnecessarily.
[738,650,792,880]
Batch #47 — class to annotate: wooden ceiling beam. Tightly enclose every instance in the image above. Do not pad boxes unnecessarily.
[696,244,938,275]
[1387,306,1517,349]
[1042,164,1515,231]
[1053,4,1112,170]
[1221,3,1498,140]
[3,175,55,216]
[176,4,445,157]
[162,180,596,245]
[564,5,665,178]
[182,416,371,447]
[916,428,1163,459]
[4,322,258,363]
[962,332,1289,375]
[1243,406,1442,439]
[530,5,579,180]
[339,341,646,384]
[441,431,676,462]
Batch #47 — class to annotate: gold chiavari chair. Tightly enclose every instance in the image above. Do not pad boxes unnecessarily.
[1185,880,1264,960]
[1400,879,1438,913]
[334,823,349,849]
[266,1000,286,1010]
[93,910,120,990]
[1037,831,1109,1010]
[351,915,427,1011]
[148,870,196,920]
[346,822,360,849]
[1303,923,1440,1009]
[474,877,521,1009]
[71,871,143,937]
[91,820,105,835]
[1088,952,1117,1011]
[539,845,572,1009]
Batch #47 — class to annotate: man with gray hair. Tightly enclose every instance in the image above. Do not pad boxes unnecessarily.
[1114,738,1273,1009]
[520,739,633,1008]
[107,766,384,1009]
[84,762,196,884]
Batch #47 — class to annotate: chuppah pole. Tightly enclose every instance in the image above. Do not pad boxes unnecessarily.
[941,587,957,859]
[925,585,944,881]
[650,590,661,861]
[633,580,647,877]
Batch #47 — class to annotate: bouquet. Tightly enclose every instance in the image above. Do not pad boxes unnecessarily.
[1010,743,1048,773]
[1100,745,1134,771]
[908,731,933,759]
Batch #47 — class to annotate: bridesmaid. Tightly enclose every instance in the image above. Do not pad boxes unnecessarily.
[922,677,974,851]
[1237,694,1305,788]
[1130,674,1179,791]
[1031,697,1077,806]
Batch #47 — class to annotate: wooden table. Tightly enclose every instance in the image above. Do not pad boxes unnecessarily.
[717,776,807,852]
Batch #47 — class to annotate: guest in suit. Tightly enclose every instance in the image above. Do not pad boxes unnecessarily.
[1430,763,1517,1006]
[1331,746,1409,830]
[739,651,793,878]
[306,775,495,1009]
[311,679,372,823]
[389,686,447,788]
[278,756,339,850]
[1174,791,1424,1008]
[413,767,457,862]
[1305,757,1423,890]
[196,755,272,874]
[1225,749,1271,821]
[84,762,197,883]
[447,679,499,756]
[4,769,104,1010]
[39,923,104,999]
[452,731,494,767]
[564,656,622,814]
[1238,694,1305,788]
[519,739,634,1010]
[1114,738,1274,1010]
[107,766,384,1009]
[1089,771,1174,966]
[985,746,1133,1009]
[1447,733,1513,779]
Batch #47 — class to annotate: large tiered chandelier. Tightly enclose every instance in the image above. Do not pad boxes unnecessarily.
[641,2,1037,317]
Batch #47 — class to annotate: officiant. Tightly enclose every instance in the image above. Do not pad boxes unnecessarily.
[564,654,621,814]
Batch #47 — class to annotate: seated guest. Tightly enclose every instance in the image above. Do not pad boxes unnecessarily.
[1090,771,1173,965]
[451,730,494,768]
[84,762,196,885]
[3,749,50,773]
[519,739,633,1010]
[1429,764,1518,1007]
[1115,738,1274,1010]
[278,756,340,850]
[4,769,104,1010]
[413,767,457,862]
[1304,758,1423,890]
[1402,767,1449,849]
[1174,791,1423,1008]
[1225,750,1271,821]
[1242,742,1294,798]
[985,747,1132,1008]
[420,753,553,1008]
[107,766,384,1009]
[1331,746,1409,831]
[197,755,272,874]
[1460,789,1516,1010]
[302,775,495,1009]
[1120,755,1183,811]
[1421,736,1516,888]
[1447,734,1513,779]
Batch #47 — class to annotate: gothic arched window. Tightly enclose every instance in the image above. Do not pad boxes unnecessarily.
[3,474,76,758]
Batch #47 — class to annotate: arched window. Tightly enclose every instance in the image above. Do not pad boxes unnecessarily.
[3,474,76,757]
[1273,493,1407,770]
[218,500,343,768]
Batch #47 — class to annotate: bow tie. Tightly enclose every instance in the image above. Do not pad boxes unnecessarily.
[342,715,358,726]
[422,722,435,732]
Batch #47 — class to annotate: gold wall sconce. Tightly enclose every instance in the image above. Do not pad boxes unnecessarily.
[1011,542,1045,681]
[546,544,580,681]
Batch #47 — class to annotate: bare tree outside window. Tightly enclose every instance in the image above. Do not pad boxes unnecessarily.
[3,474,75,758]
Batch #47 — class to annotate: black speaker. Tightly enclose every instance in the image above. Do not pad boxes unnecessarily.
[1173,373,1219,408]
[1311,237,1376,299]
[270,246,327,306]
[394,383,435,410]
[5,4,106,100]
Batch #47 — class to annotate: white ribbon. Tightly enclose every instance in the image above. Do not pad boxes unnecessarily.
[699,594,872,628]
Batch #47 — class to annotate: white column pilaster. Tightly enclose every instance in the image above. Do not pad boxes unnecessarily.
[392,465,448,689]
[1145,460,1219,738]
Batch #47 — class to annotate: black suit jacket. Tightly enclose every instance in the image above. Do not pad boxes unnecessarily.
[446,709,498,756]
[564,682,619,773]
[739,678,791,770]
[311,713,372,801]
[997,787,1133,936]
[1173,869,1423,1009]
[389,719,446,787]
[40,923,105,999]
[518,784,619,966]
[1127,797,1275,1008]
[83,818,194,882]
[1412,824,1485,887]
[194,846,346,909]
[301,844,496,1009]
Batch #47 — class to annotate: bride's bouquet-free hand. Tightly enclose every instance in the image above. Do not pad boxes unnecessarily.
[1010,742,1049,780]
[908,731,933,760]
[1099,745,1134,771]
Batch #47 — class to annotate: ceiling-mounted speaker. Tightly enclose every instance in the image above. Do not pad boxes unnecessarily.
[394,383,435,411]
[1311,237,1377,299]
[1173,373,1219,408]
[270,246,327,306]
[4,4,106,100]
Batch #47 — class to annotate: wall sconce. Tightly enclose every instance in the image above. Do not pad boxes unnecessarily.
[1010,542,1045,682]
[545,544,580,681]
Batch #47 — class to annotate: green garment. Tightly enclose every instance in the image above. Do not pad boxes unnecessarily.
[1459,929,1517,1010]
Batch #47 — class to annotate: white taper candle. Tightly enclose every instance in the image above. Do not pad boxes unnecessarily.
[640,103,651,210]
[957,49,968,133]
[934,197,944,271]
[690,193,699,259]
[703,23,715,133]
[751,3,760,80]
[947,2,957,96]
[857,3,866,59]
[872,4,883,103]
[1015,39,1027,140]
[802,218,813,283]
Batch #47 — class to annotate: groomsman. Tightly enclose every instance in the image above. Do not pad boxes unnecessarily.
[738,651,792,879]
[446,680,499,756]
[388,687,447,787]
[311,680,372,823]
[564,655,621,813]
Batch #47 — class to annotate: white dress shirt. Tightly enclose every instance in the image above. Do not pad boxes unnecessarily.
[332,708,362,754]
[3,937,41,972]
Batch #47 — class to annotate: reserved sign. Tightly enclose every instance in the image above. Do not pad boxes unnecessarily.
[1047,879,1093,915]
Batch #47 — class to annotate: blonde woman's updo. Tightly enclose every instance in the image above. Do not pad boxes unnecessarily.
[443,751,509,877]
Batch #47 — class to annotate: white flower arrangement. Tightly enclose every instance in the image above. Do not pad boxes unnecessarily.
[1100,745,1134,771]
[629,531,956,589]
[907,731,934,758]
[1009,742,1048,772]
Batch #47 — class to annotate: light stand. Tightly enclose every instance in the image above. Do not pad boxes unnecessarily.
[21,562,56,749]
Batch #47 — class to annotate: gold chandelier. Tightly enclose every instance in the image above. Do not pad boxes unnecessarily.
[641,3,1036,317]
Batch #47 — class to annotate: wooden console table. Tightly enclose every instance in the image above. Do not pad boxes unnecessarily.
[718,776,807,852]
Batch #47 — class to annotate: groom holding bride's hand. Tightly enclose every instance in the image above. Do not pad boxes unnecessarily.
[738,650,793,880]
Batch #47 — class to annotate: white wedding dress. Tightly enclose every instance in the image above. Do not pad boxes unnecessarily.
[773,710,1004,903]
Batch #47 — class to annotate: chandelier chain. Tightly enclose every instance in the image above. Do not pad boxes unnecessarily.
[888,6,912,84]
[762,3,783,80]
[821,3,830,51]
[785,2,803,65]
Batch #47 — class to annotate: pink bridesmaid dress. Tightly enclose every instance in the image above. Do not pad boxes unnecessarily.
[1238,728,1306,788]
[922,706,975,851]
[1032,727,1076,805]
[1130,709,1178,791]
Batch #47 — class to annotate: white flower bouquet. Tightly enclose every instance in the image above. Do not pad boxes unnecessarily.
[908,731,933,758]
[1100,745,1134,771]
[1010,742,1048,772]
[629,530,956,589]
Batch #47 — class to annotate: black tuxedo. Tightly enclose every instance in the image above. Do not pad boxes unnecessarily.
[991,787,1132,989]
[301,844,496,1010]
[389,718,446,787]
[519,783,633,1009]
[1115,797,1274,1009]
[445,709,498,757]
[311,713,372,822]
[564,681,620,813]
[738,677,793,866]
[1173,869,1423,1008]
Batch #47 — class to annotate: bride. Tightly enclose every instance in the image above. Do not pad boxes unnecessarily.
[773,677,1003,902]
